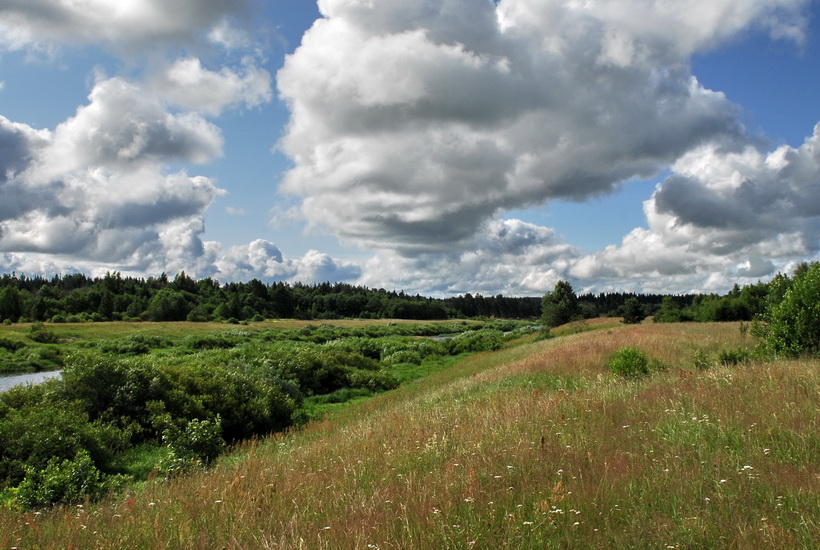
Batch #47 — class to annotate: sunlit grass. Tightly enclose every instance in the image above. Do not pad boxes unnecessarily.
[0,322,816,548]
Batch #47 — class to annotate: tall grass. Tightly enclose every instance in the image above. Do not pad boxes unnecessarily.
[1,322,816,548]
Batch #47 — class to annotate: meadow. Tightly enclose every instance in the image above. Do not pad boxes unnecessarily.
[0,320,816,548]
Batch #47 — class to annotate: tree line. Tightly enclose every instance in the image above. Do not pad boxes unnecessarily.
[0,272,543,323]
[0,268,806,324]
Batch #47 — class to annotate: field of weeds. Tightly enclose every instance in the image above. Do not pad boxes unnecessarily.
[1,322,817,549]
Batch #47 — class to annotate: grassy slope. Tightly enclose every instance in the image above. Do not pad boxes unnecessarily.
[1,322,817,549]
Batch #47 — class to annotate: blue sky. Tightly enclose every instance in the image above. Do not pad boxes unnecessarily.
[1,0,818,296]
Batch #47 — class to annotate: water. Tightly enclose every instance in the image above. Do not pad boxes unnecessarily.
[0,370,62,393]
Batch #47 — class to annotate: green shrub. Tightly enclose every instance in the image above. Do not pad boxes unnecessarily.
[692,348,713,370]
[607,347,650,378]
[0,338,25,352]
[15,450,128,509]
[28,323,58,344]
[183,335,236,350]
[765,262,820,357]
[163,416,225,466]
[99,334,170,355]
[718,347,752,366]
[346,369,399,392]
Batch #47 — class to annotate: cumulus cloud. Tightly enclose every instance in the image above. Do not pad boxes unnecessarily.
[0,0,280,285]
[0,0,251,53]
[278,0,806,258]
[150,57,272,115]
[358,218,580,296]
[0,76,225,267]
[568,123,820,292]
[213,240,361,284]
[273,0,817,294]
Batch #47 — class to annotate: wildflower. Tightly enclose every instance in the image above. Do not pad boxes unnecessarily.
[523,521,533,525]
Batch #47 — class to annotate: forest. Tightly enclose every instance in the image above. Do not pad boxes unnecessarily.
[0,269,777,324]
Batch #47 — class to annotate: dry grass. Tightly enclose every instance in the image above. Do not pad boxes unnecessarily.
[1,322,817,549]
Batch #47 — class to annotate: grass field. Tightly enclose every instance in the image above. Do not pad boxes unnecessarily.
[0,321,817,548]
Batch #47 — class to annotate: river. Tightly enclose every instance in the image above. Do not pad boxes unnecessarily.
[0,370,62,393]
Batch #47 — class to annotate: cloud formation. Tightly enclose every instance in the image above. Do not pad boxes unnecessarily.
[0,0,299,285]
[1,0,818,297]
[278,0,805,253]
[273,0,818,294]
[0,0,251,52]
[571,123,820,291]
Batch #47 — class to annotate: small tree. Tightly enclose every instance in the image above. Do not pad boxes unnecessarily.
[541,280,582,328]
[621,297,646,324]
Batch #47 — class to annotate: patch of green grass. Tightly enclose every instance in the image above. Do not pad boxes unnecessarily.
[107,442,167,480]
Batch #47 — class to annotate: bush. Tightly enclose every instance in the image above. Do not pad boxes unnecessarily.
[607,347,650,378]
[98,334,169,355]
[0,338,25,352]
[765,262,820,357]
[163,416,225,466]
[15,450,127,509]
[183,335,236,350]
[718,347,752,366]
[28,323,58,344]
[692,348,713,371]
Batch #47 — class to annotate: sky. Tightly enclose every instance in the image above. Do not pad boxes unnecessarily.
[0,0,819,297]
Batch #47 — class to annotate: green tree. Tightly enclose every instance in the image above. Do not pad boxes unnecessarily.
[621,297,646,324]
[145,289,189,322]
[765,262,820,356]
[654,296,683,323]
[541,281,582,328]
[0,286,23,322]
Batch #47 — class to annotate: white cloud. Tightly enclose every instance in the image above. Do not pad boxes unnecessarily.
[151,57,272,116]
[1,0,817,297]
[568,123,820,292]
[0,0,251,53]
[0,76,225,265]
[274,0,815,294]
[357,218,580,296]
[278,0,805,258]
[212,240,361,284]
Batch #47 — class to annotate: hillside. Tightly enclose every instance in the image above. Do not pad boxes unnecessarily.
[0,321,817,548]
